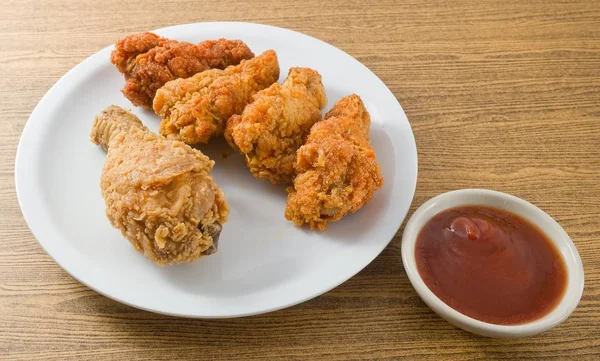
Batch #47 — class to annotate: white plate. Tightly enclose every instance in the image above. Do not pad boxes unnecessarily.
[15,22,417,318]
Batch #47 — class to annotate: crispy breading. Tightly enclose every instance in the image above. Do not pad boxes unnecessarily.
[110,32,254,107]
[154,50,280,145]
[285,95,383,230]
[225,67,327,184]
[90,105,228,265]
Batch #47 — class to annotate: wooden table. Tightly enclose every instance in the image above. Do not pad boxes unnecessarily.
[1,0,599,359]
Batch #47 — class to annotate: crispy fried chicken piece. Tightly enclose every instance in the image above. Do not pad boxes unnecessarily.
[154,50,280,145]
[285,95,383,230]
[225,67,327,184]
[90,105,228,265]
[110,32,254,108]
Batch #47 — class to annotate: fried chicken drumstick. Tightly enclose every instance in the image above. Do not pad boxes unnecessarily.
[285,95,383,230]
[91,105,228,265]
[111,32,254,108]
[225,67,327,184]
[154,50,280,145]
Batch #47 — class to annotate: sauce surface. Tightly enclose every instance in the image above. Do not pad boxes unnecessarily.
[415,205,567,325]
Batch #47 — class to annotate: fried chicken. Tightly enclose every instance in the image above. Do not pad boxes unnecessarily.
[110,32,254,108]
[154,50,280,145]
[225,67,327,184]
[90,105,228,265]
[285,95,383,230]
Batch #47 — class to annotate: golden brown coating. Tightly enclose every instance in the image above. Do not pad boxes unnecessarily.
[285,95,383,231]
[110,32,254,108]
[225,67,327,184]
[154,50,280,145]
[90,105,228,265]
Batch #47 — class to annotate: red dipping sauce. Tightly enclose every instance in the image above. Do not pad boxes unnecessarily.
[415,206,567,325]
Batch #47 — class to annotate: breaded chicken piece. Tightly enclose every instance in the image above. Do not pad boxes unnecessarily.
[154,50,280,145]
[90,105,228,265]
[110,32,254,108]
[285,95,383,230]
[225,67,327,184]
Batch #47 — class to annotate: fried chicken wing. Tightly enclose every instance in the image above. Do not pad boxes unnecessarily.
[225,67,327,184]
[154,50,280,145]
[110,32,254,108]
[90,105,228,265]
[285,95,383,230]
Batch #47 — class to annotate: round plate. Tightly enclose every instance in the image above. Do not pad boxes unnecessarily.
[15,22,417,318]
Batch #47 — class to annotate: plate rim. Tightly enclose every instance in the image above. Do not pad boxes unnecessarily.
[15,21,418,318]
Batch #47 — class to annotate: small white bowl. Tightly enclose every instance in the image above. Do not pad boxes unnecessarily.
[401,189,584,338]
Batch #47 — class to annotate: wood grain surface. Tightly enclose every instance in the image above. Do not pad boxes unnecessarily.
[1,0,599,359]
